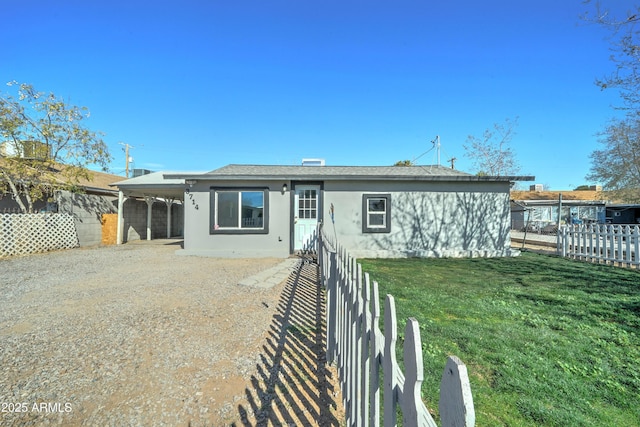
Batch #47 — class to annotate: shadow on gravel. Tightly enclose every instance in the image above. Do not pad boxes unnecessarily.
[234,259,343,426]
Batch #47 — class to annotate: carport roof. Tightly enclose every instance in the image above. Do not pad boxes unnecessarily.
[110,171,194,199]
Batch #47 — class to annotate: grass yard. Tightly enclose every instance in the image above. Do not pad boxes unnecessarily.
[359,252,640,427]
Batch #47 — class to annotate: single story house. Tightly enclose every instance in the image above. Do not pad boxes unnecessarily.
[511,189,608,232]
[0,164,125,246]
[155,163,534,258]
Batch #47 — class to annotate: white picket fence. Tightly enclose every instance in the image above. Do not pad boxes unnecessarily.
[317,225,475,427]
[0,213,79,257]
[560,224,640,269]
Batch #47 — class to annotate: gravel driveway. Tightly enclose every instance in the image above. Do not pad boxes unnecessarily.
[0,241,342,426]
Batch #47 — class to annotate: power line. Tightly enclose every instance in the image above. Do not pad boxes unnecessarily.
[411,145,435,164]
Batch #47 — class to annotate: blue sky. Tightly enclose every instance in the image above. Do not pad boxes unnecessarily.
[1,0,628,189]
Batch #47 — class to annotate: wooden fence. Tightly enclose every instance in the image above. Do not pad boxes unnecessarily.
[316,225,475,427]
[560,224,640,269]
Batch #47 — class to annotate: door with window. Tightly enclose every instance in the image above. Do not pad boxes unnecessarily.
[294,185,320,251]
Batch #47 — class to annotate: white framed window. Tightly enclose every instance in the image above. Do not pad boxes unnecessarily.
[297,188,317,219]
[362,194,391,233]
[210,188,268,234]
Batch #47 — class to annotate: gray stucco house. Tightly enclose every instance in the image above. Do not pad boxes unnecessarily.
[161,164,533,258]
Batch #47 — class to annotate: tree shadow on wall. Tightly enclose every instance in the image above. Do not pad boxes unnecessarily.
[234,260,343,426]
[369,192,510,255]
[455,192,509,250]
[57,191,118,222]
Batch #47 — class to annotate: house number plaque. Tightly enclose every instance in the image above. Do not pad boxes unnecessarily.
[185,188,199,210]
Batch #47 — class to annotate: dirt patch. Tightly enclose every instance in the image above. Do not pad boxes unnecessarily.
[0,241,343,426]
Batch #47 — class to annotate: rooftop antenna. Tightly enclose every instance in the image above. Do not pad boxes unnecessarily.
[431,135,441,165]
[411,134,441,165]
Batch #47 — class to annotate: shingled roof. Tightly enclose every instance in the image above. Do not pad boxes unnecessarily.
[0,158,123,194]
[166,164,534,182]
[73,168,124,193]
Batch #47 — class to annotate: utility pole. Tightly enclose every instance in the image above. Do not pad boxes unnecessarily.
[119,142,134,178]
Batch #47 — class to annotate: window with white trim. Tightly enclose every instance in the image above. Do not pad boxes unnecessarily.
[362,194,391,233]
[210,188,269,234]
[297,188,317,219]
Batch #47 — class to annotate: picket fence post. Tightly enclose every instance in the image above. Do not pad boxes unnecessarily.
[440,357,475,427]
[624,225,632,267]
[327,249,338,363]
[630,225,640,268]
[362,271,372,427]
[383,295,398,427]
[370,279,381,425]
[595,224,602,263]
[402,318,424,426]
[317,224,476,426]
[352,257,361,426]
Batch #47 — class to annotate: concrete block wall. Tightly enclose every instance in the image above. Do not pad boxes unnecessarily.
[122,198,183,242]
[57,191,118,247]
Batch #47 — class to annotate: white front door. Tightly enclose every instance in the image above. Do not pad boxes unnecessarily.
[294,185,320,251]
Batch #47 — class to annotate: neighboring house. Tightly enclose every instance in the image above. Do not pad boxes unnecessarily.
[0,167,124,246]
[510,188,608,232]
[147,163,535,258]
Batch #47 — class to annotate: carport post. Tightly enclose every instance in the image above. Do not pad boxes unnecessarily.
[117,190,125,245]
[165,198,174,238]
[145,196,155,241]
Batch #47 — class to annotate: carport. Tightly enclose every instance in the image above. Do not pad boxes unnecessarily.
[110,172,188,244]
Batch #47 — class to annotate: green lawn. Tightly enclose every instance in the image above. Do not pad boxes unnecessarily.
[359,252,640,427]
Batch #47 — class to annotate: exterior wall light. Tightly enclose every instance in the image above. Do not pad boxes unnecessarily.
[282,183,287,194]
[185,179,196,188]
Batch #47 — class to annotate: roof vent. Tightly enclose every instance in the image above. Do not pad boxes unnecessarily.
[302,158,325,166]
[133,168,153,177]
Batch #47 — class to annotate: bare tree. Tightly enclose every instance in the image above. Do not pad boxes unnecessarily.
[583,3,640,200]
[583,2,640,110]
[586,116,640,202]
[463,117,521,176]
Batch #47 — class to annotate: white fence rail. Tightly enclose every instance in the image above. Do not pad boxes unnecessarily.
[560,224,640,269]
[0,213,79,258]
[317,225,475,427]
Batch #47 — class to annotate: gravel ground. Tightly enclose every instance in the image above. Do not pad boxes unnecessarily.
[0,241,342,426]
